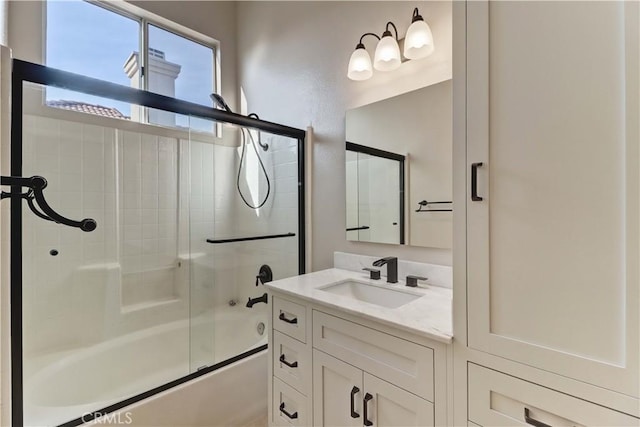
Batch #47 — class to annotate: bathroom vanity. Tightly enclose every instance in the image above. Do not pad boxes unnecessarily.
[264,268,452,427]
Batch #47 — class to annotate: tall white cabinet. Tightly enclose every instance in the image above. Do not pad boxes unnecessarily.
[457,0,639,425]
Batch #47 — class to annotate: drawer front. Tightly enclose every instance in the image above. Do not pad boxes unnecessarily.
[273,296,307,343]
[273,377,309,427]
[468,363,639,426]
[313,310,434,401]
[273,331,310,394]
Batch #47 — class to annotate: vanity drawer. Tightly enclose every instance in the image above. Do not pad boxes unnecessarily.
[273,296,307,343]
[273,377,309,427]
[312,310,434,401]
[273,331,310,394]
[468,363,639,426]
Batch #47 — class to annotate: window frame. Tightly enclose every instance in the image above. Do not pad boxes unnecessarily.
[44,0,221,132]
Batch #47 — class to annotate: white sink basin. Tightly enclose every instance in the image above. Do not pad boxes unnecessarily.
[319,280,421,309]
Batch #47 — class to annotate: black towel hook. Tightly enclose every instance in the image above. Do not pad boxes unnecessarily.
[1,175,97,232]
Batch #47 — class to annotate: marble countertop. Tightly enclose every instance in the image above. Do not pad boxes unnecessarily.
[264,268,453,344]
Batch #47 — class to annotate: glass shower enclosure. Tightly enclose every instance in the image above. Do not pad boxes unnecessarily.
[5,59,305,427]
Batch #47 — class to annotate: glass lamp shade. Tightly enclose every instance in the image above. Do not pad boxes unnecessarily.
[373,35,401,71]
[347,47,373,81]
[404,19,435,60]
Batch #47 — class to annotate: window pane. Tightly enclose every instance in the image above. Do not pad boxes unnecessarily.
[46,0,139,118]
[148,24,215,132]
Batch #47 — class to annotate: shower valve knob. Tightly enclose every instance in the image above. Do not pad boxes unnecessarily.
[256,264,273,286]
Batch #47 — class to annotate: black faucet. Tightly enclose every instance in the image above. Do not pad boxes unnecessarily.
[247,293,268,308]
[372,257,398,283]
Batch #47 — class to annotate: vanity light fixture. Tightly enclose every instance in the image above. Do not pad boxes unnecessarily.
[347,7,435,81]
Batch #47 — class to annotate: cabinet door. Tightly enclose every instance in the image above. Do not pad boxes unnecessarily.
[363,373,434,427]
[312,350,363,427]
[466,1,639,396]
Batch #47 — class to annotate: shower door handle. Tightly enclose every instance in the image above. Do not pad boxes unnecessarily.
[278,312,298,324]
[1,175,97,231]
[279,403,298,420]
[279,354,298,368]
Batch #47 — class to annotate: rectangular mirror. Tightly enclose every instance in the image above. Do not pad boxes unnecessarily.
[345,79,452,248]
[346,142,405,245]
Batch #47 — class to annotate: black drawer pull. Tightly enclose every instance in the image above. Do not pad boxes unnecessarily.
[279,354,298,368]
[363,393,373,426]
[350,386,360,418]
[279,402,298,420]
[471,162,483,201]
[279,312,298,324]
[524,408,551,427]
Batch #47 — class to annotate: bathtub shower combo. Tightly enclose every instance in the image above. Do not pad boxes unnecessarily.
[4,60,305,426]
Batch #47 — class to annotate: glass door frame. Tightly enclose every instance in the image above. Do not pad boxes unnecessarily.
[9,58,306,427]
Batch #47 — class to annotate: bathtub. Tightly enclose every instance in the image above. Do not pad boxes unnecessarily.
[24,306,268,427]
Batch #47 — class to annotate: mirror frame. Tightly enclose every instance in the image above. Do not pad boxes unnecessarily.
[345,141,406,245]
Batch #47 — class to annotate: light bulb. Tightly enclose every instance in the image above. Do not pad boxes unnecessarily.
[347,45,373,81]
[373,35,401,71]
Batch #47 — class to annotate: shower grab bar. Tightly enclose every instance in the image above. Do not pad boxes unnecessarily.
[1,175,97,232]
[206,232,295,244]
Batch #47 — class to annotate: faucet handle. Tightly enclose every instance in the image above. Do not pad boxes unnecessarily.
[405,275,428,287]
[363,267,381,280]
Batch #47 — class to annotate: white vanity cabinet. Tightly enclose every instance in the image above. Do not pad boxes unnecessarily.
[268,293,450,427]
[313,351,433,427]
[458,0,640,424]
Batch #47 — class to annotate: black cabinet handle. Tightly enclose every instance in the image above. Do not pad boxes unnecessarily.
[471,162,483,201]
[524,408,551,427]
[279,354,298,368]
[350,386,360,419]
[363,393,373,426]
[279,312,298,324]
[279,402,298,420]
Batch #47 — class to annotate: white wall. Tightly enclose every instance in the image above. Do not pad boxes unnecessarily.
[237,1,453,269]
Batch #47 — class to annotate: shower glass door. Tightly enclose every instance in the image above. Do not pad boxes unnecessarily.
[19,81,192,427]
[187,117,302,370]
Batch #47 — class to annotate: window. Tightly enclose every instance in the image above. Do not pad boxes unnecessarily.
[45,0,217,132]
[146,24,215,131]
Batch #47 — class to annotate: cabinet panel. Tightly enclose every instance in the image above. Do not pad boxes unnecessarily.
[466,0,639,395]
[364,373,434,427]
[312,349,363,427]
[273,331,310,394]
[468,363,639,426]
[313,310,434,401]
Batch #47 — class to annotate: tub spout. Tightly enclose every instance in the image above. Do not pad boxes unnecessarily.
[247,293,268,308]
